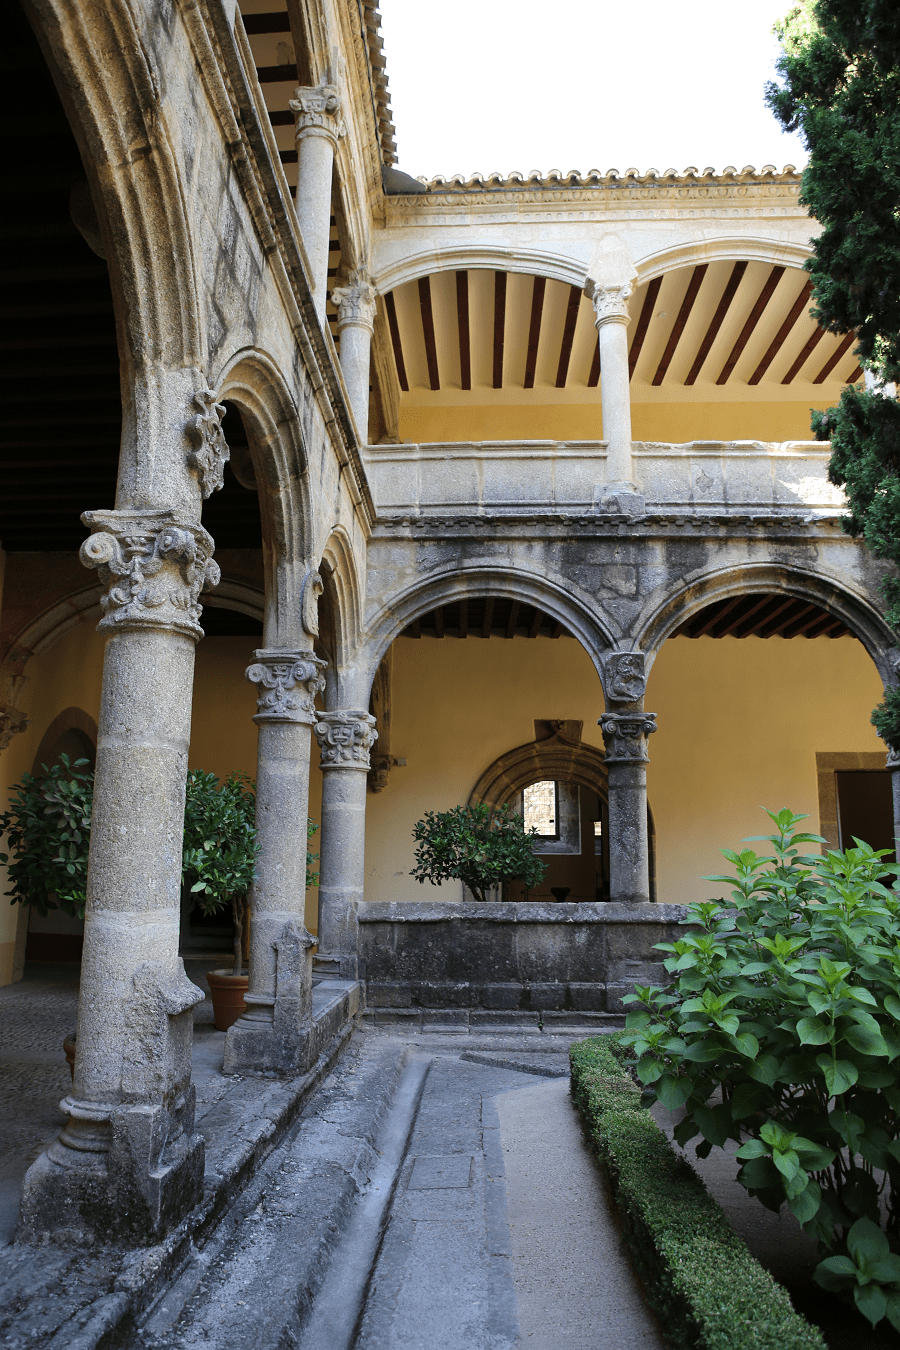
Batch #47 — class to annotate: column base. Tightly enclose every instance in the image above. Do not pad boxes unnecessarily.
[594,482,645,515]
[17,1089,204,1245]
[224,919,316,1076]
[313,950,359,980]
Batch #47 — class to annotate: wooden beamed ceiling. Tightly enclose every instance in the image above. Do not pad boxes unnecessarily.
[401,595,852,642]
[384,263,863,397]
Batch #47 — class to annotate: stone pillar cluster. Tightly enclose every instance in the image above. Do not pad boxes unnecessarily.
[599,652,656,904]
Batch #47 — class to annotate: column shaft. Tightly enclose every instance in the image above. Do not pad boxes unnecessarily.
[599,695,656,906]
[291,86,345,319]
[331,272,378,444]
[596,316,633,483]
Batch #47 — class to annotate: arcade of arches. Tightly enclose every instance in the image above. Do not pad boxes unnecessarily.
[0,0,897,1243]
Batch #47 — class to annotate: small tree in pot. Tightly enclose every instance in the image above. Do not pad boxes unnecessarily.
[410,802,546,902]
[182,770,260,980]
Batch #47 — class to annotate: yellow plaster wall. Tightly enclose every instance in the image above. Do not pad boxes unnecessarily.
[397,401,821,446]
[364,633,884,908]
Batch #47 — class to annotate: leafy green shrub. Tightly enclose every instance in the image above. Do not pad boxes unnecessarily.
[0,754,93,917]
[570,1036,824,1350]
[182,771,261,977]
[410,802,546,902]
[622,808,900,1331]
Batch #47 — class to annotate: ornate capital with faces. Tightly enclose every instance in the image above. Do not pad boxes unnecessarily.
[315,711,378,770]
[246,650,327,725]
[590,281,633,328]
[0,706,28,753]
[601,651,647,705]
[79,510,220,639]
[290,84,346,146]
[331,270,378,332]
[186,389,229,499]
[599,712,657,764]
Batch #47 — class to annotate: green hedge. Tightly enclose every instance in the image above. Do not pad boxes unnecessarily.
[569,1036,826,1350]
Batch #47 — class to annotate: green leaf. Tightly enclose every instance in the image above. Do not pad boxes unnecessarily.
[816,1054,859,1095]
[798,1016,831,1046]
[842,1023,890,1058]
[788,1179,822,1226]
[655,1074,692,1112]
[855,1284,888,1329]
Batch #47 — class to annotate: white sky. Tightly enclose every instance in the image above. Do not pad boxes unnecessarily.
[378,0,808,180]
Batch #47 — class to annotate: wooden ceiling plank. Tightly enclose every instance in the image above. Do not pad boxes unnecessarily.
[846,364,863,384]
[493,271,507,390]
[551,620,565,639]
[481,597,494,639]
[587,342,600,387]
[781,325,826,384]
[408,617,421,638]
[524,275,546,390]
[459,598,468,639]
[652,265,708,387]
[814,331,858,385]
[433,605,445,638]
[731,594,780,638]
[782,606,833,639]
[243,13,292,35]
[255,63,298,83]
[692,594,745,637]
[505,599,520,639]
[418,276,440,390]
[748,278,812,385]
[757,598,809,638]
[384,291,408,392]
[527,606,542,638]
[628,275,662,380]
[805,613,842,638]
[555,285,582,388]
[716,265,786,385]
[685,260,748,386]
[456,270,471,391]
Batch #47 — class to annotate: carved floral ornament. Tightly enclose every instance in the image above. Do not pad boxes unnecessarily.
[599,712,657,764]
[186,389,229,499]
[590,281,633,327]
[290,85,347,145]
[601,652,647,704]
[0,706,28,753]
[331,270,378,331]
[79,510,220,639]
[245,651,327,725]
[315,711,378,769]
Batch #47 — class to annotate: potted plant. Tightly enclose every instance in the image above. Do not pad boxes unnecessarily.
[410,802,547,902]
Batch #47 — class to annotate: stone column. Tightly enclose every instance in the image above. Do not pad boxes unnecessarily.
[331,271,378,443]
[887,749,900,865]
[590,281,643,507]
[224,651,326,1075]
[599,652,655,904]
[314,711,377,979]
[19,509,220,1243]
[290,85,346,318]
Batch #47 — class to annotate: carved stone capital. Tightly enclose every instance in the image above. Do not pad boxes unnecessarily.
[599,712,657,763]
[290,84,346,147]
[79,510,220,639]
[0,706,28,752]
[590,281,633,327]
[368,753,400,793]
[601,651,647,704]
[246,650,327,725]
[301,569,324,639]
[315,711,378,770]
[887,748,900,772]
[186,389,229,499]
[331,270,378,332]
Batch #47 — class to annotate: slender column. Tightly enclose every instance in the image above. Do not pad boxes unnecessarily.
[290,85,346,317]
[314,711,377,979]
[591,281,638,488]
[331,271,378,443]
[19,509,220,1242]
[599,651,655,904]
[887,749,900,865]
[224,651,326,1074]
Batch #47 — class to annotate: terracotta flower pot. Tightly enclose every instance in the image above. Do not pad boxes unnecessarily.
[207,969,249,1032]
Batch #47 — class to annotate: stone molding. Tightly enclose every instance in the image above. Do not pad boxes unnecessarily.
[590,281,632,327]
[291,84,346,147]
[79,510,220,639]
[246,650,326,725]
[599,713,657,764]
[315,710,378,769]
[301,569,324,639]
[0,705,28,752]
[331,270,378,332]
[601,652,647,704]
[186,388,230,499]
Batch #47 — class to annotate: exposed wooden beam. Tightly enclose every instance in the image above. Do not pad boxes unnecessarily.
[493,271,507,389]
[418,276,440,390]
[756,598,806,638]
[527,606,542,638]
[652,265,708,387]
[806,613,843,638]
[268,110,294,127]
[384,291,408,392]
[243,13,292,34]
[766,603,819,638]
[685,261,748,385]
[716,266,785,385]
[459,598,468,639]
[748,278,812,385]
[782,605,830,638]
[433,605,445,638]
[456,270,471,391]
[255,62,298,82]
[588,343,600,387]
[505,600,520,639]
[691,594,745,638]
[846,365,863,384]
[481,597,494,639]
[555,286,582,388]
[628,276,662,380]
[551,620,565,639]
[731,595,779,638]
[814,332,858,384]
[408,616,421,639]
[781,325,825,384]
[524,276,546,390]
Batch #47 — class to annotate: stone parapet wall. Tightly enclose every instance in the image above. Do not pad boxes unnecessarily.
[357,900,687,1014]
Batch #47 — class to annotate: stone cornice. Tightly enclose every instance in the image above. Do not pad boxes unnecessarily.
[369,510,850,542]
